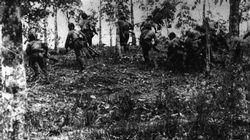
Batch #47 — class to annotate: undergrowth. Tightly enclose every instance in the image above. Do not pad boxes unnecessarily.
[22,47,250,139]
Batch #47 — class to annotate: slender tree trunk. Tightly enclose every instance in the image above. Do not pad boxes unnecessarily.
[203,0,211,75]
[54,6,58,52]
[43,16,48,44]
[109,21,113,47]
[99,0,102,46]
[229,0,241,36]
[130,0,136,46]
[115,2,122,57]
[1,1,27,139]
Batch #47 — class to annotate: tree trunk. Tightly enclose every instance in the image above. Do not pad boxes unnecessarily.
[109,21,113,47]
[203,0,211,75]
[43,16,48,44]
[0,1,27,139]
[205,17,211,75]
[54,6,58,52]
[99,0,102,46]
[229,0,241,36]
[115,2,122,57]
[130,0,136,46]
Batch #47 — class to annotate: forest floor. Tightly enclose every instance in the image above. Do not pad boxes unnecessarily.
[25,48,250,140]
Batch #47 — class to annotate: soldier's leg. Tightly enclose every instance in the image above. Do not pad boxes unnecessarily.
[37,54,48,81]
[88,36,92,47]
[123,33,130,52]
[74,48,85,72]
[29,56,39,81]
[142,41,150,64]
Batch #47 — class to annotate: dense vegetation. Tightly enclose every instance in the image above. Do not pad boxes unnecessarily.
[24,45,250,139]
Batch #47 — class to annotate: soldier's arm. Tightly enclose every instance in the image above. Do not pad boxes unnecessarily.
[41,43,48,58]
[243,31,250,39]
[64,34,71,52]
[152,33,161,52]
[129,22,133,30]
[25,43,32,56]
[140,22,144,31]
[92,26,98,35]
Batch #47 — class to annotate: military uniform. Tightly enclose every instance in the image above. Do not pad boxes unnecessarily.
[65,29,89,72]
[140,28,159,64]
[118,19,133,51]
[79,19,97,47]
[26,40,48,81]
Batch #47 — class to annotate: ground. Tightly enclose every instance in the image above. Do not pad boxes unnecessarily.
[25,48,250,140]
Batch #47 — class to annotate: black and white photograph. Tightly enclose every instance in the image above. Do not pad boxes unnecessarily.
[0,0,250,139]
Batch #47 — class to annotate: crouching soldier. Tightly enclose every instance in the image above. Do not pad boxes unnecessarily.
[26,32,49,82]
[140,23,160,67]
[65,23,89,72]
[167,32,186,72]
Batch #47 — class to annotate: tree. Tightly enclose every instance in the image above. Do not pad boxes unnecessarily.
[203,0,211,75]
[54,6,58,52]
[176,2,197,32]
[151,0,179,29]
[198,0,250,36]
[102,0,130,56]
[99,0,103,46]
[0,1,82,139]
[51,0,82,52]
[26,0,82,52]
[229,0,241,36]
[109,21,115,47]
[43,16,48,43]
[130,0,136,46]
[0,1,27,139]
[115,1,122,56]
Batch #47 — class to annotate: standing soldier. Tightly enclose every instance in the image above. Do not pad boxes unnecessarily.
[65,23,89,72]
[79,12,98,59]
[139,21,160,66]
[79,12,97,47]
[140,15,157,32]
[118,16,133,52]
[25,31,49,82]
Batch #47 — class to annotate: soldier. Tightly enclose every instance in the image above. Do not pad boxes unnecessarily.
[79,12,98,59]
[140,22,160,66]
[65,23,89,72]
[140,15,157,32]
[79,12,97,47]
[166,32,186,71]
[25,32,49,82]
[118,16,133,52]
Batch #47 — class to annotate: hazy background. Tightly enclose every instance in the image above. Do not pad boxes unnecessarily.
[44,0,249,49]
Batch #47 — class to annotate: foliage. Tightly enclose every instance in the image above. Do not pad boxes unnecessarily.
[150,0,180,28]
[102,0,130,22]
[21,46,250,139]
[176,2,197,30]
[0,0,81,23]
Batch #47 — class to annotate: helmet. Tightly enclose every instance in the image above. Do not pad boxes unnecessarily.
[147,15,153,20]
[80,11,88,19]
[28,32,37,41]
[168,32,176,40]
[68,23,75,30]
[119,15,126,20]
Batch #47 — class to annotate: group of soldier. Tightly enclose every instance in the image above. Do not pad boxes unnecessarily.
[25,11,248,82]
[25,12,98,82]
[25,12,135,82]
